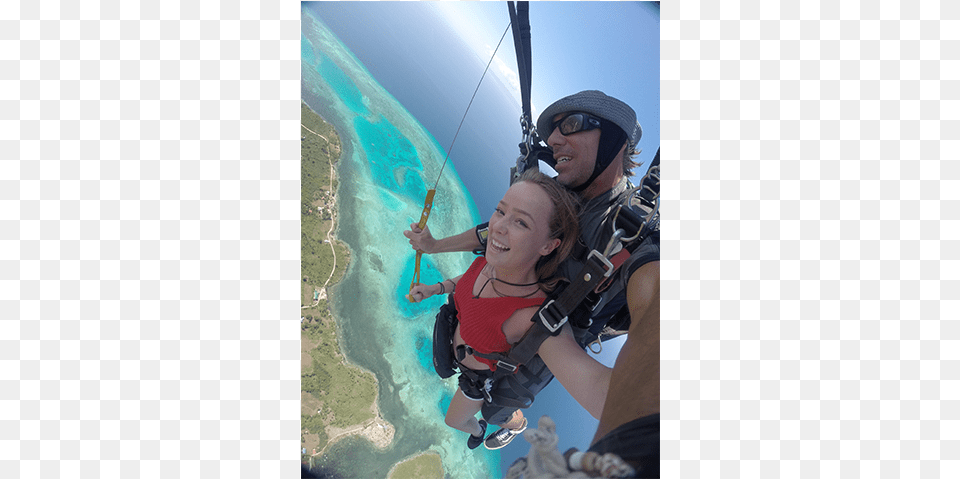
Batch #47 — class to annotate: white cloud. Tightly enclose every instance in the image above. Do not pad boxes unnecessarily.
[483,45,542,126]
[484,45,522,107]
[435,3,537,122]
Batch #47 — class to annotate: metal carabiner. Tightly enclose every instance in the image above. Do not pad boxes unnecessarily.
[513,115,537,181]
[611,187,660,244]
[602,228,626,259]
[482,377,494,403]
[587,337,603,354]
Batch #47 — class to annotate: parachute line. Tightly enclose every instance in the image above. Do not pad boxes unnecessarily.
[433,20,512,189]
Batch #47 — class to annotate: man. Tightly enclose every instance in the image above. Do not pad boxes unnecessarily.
[405,90,659,460]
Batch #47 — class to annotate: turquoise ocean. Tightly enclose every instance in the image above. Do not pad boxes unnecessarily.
[301,7,501,479]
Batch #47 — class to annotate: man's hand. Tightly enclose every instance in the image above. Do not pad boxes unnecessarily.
[404,223,437,254]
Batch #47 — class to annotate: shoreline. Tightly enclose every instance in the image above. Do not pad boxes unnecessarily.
[311,366,396,457]
[301,100,397,458]
[386,450,444,479]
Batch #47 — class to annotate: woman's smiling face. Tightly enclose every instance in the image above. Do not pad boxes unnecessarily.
[485,180,560,270]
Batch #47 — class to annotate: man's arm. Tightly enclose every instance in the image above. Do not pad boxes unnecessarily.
[538,323,613,420]
[591,260,660,444]
[403,223,482,254]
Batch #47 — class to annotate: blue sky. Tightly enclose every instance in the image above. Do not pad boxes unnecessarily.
[433,1,661,172]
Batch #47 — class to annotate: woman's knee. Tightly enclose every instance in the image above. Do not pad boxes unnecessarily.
[444,413,461,429]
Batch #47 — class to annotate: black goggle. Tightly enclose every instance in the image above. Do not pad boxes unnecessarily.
[551,112,602,136]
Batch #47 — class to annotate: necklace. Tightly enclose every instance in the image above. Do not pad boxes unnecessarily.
[491,279,540,298]
[475,273,540,299]
[493,277,540,288]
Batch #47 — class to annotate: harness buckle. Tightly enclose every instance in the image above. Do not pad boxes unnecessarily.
[587,249,616,278]
[538,299,568,333]
[482,378,494,403]
[496,360,518,373]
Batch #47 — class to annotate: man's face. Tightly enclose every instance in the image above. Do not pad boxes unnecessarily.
[546,112,601,190]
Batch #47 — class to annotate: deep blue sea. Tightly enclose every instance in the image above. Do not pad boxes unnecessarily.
[301,3,625,477]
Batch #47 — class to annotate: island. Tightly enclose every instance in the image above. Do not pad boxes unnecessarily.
[300,101,398,470]
[387,452,444,479]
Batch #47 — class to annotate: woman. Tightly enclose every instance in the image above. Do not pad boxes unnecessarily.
[410,170,614,450]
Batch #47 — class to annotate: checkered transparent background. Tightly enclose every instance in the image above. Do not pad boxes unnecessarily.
[9,0,300,477]
[663,0,954,478]
[5,0,956,477]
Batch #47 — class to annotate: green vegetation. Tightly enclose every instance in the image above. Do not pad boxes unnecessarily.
[301,101,348,291]
[301,412,329,447]
[300,306,377,451]
[301,101,339,200]
[388,453,444,479]
[300,304,377,422]
[301,103,377,455]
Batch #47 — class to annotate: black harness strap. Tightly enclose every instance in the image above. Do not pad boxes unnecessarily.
[456,348,535,409]
[507,1,532,126]
[487,182,659,366]
[453,243,627,401]
[501,250,613,362]
[454,183,660,409]
[508,1,553,182]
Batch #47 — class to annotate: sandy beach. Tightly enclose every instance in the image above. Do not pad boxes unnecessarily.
[316,376,396,456]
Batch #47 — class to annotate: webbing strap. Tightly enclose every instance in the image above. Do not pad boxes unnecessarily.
[541,251,613,330]
[481,249,615,376]
[456,353,534,408]
[508,1,546,181]
[595,247,633,294]
[460,246,630,408]
[507,2,532,122]
[493,198,652,371]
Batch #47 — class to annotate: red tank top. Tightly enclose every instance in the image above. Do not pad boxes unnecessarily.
[454,257,545,371]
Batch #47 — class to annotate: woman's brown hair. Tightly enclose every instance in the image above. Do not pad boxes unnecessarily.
[516,169,581,291]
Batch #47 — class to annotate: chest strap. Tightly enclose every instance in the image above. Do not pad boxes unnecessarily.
[466,194,655,379]
[491,199,656,370]
[465,244,618,377]
[454,235,635,410]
